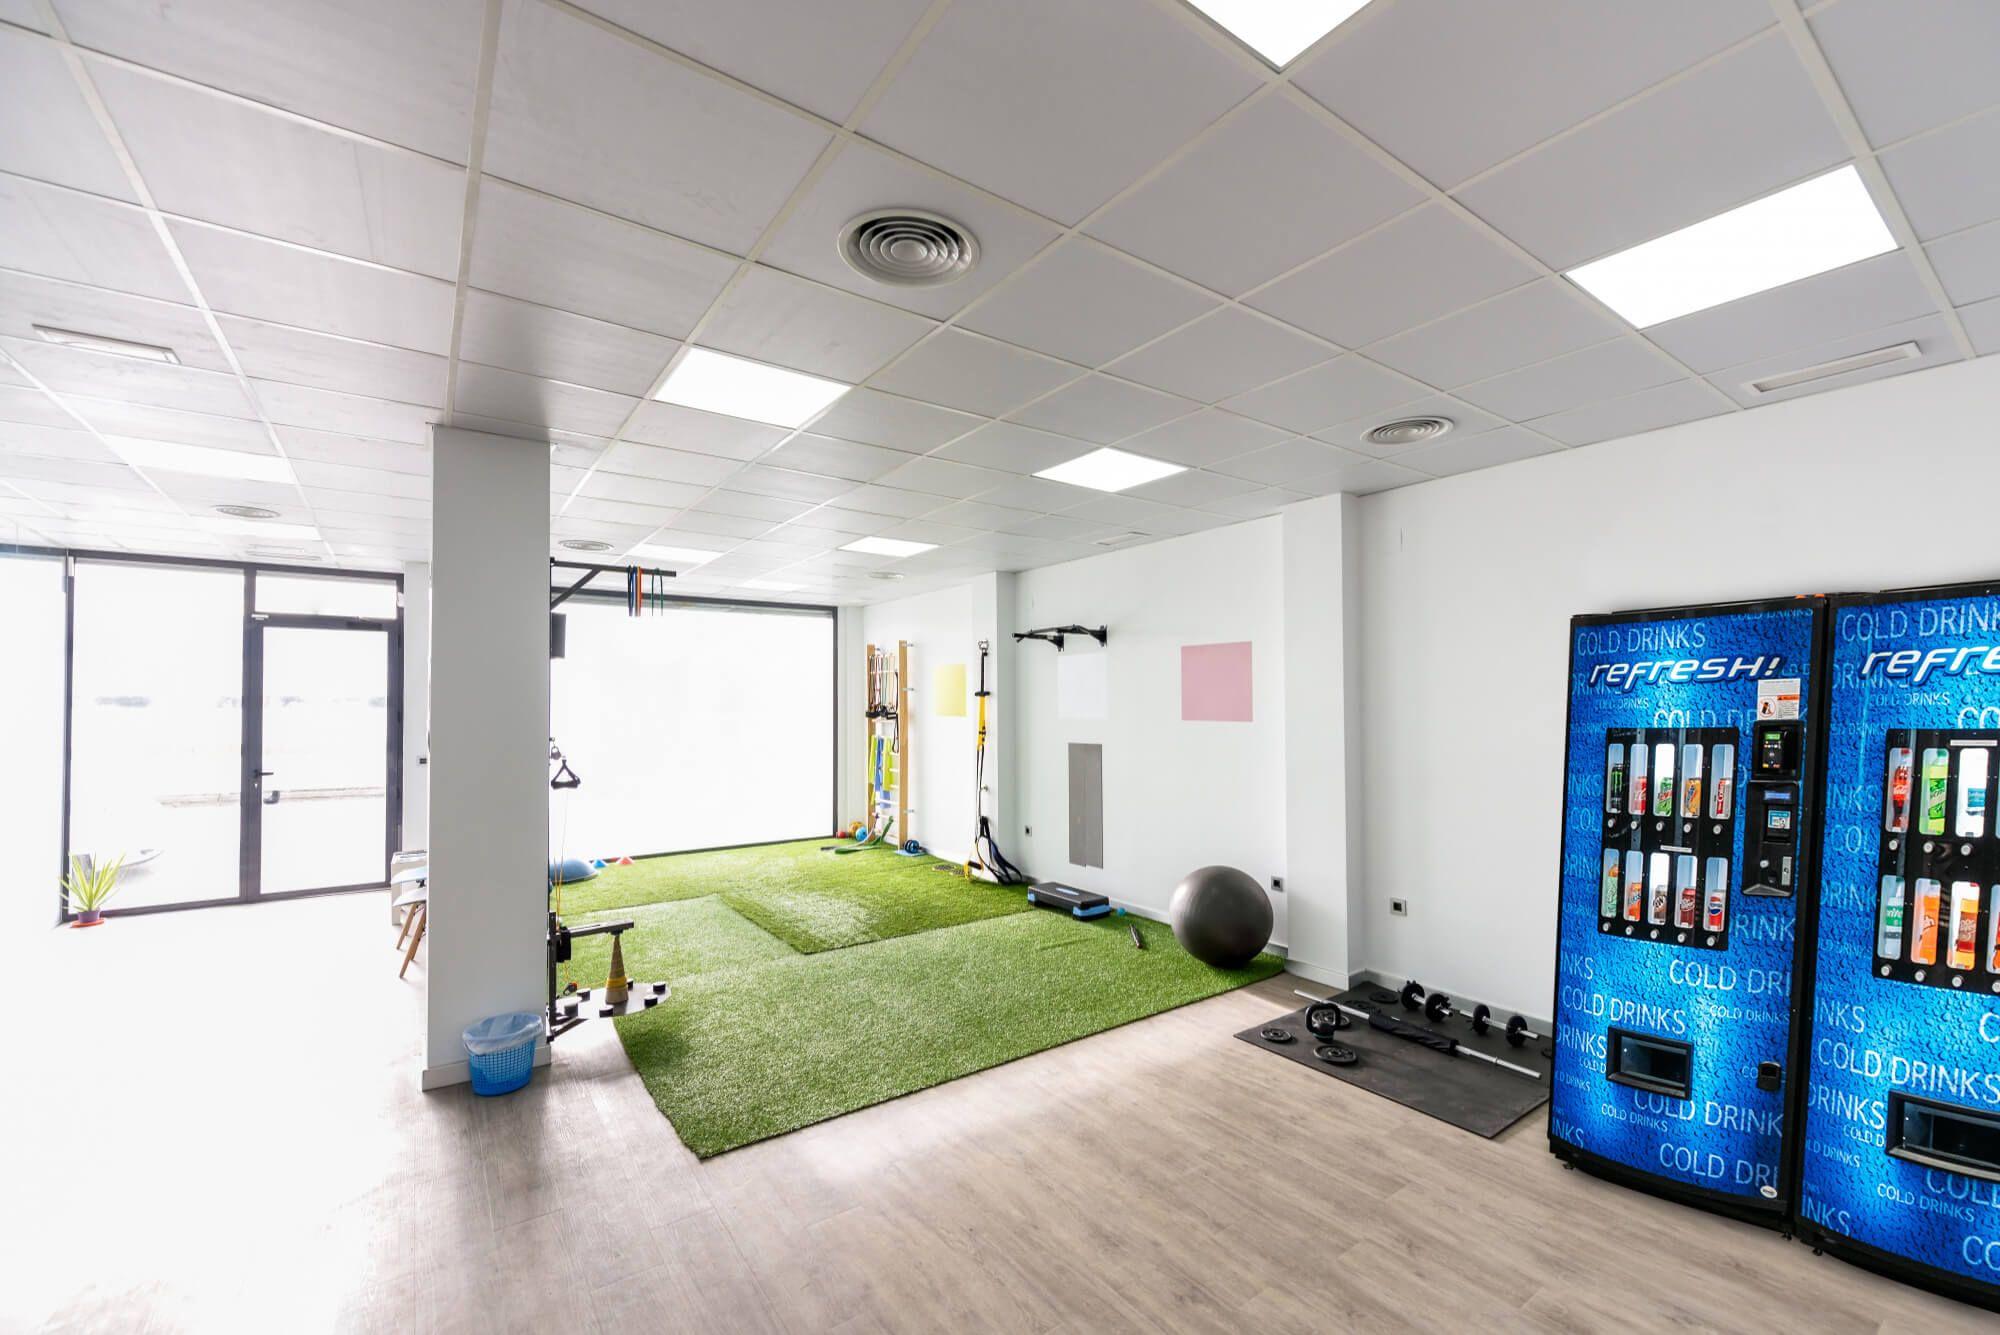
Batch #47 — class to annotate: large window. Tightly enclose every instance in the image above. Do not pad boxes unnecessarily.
[549,599,833,859]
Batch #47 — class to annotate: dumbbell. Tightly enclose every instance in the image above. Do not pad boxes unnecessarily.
[1404,980,1543,1048]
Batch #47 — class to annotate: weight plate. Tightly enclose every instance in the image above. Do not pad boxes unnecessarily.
[1314,1043,1359,1066]
[1260,1026,1296,1044]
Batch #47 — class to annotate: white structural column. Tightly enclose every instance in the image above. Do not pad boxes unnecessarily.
[1280,492,1365,987]
[423,427,550,1087]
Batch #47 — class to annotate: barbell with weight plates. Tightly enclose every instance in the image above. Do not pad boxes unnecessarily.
[1400,979,1544,1048]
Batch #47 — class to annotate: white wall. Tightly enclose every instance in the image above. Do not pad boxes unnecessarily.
[858,579,983,862]
[400,563,429,854]
[1354,355,2000,1016]
[423,427,550,1086]
[1010,519,1288,941]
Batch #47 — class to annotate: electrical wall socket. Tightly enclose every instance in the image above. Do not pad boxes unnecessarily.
[1270,876,1284,893]
[1390,898,1408,916]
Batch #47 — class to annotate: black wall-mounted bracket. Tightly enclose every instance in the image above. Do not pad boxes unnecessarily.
[1013,624,1108,651]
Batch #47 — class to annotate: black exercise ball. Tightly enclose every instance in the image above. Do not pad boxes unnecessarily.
[1168,865,1273,969]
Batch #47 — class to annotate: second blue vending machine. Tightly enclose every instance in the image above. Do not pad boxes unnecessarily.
[1551,596,1827,1225]
[1799,582,2000,1311]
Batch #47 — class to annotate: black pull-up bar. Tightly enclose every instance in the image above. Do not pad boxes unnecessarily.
[549,557,676,610]
[1013,624,1108,651]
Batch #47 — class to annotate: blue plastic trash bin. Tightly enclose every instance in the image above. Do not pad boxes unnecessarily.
[463,1011,541,1096]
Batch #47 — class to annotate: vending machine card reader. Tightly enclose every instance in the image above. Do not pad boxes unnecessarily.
[1746,719,1803,897]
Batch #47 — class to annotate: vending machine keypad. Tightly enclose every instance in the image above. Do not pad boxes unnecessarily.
[1872,731,2000,993]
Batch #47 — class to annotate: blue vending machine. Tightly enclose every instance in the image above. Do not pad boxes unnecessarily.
[1551,597,1827,1226]
[1799,583,2000,1311]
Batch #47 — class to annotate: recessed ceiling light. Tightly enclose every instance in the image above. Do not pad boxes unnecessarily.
[33,324,180,364]
[743,579,806,592]
[629,542,722,566]
[115,438,294,484]
[653,348,851,428]
[559,538,614,552]
[841,536,936,558]
[206,516,320,541]
[1565,165,1896,328]
[213,504,281,519]
[1184,0,1373,68]
[1035,447,1186,493]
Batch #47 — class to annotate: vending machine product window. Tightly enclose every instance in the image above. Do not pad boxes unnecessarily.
[1598,725,1739,951]
[1869,731,2000,993]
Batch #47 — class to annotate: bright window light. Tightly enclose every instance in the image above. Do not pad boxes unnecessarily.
[653,348,852,428]
[204,517,320,541]
[1565,166,1897,328]
[840,536,936,558]
[1035,447,1186,493]
[109,437,295,483]
[630,543,723,566]
[1185,0,1373,67]
[743,579,806,592]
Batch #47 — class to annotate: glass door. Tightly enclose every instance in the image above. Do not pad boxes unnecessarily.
[250,620,397,896]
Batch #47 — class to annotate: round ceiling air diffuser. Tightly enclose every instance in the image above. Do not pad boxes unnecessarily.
[839,209,980,287]
[214,504,280,519]
[1365,417,1453,448]
[559,538,613,552]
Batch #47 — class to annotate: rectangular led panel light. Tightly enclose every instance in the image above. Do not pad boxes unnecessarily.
[34,324,180,363]
[109,437,296,483]
[841,536,936,558]
[653,347,851,428]
[629,542,722,565]
[1565,166,1897,328]
[1035,447,1185,493]
[1185,0,1373,68]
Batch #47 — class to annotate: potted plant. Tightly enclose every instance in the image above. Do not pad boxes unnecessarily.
[62,854,124,927]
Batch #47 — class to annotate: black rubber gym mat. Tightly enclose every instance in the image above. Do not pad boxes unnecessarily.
[1235,986,1551,1138]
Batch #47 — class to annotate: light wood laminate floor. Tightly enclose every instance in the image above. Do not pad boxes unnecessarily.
[8,894,1977,1333]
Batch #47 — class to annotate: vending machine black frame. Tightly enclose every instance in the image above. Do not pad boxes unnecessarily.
[1793,578,2000,1315]
[1549,594,1833,1230]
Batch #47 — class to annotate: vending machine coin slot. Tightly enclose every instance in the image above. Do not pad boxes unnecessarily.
[1745,786,1799,897]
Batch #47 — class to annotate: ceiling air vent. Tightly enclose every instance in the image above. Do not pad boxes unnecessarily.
[214,504,280,519]
[869,570,906,582]
[559,538,613,552]
[1746,341,1919,395]
[1366,416,1452,448]
[839,209,980,287]
[247,547,320,561]
[1094,531,1148,547]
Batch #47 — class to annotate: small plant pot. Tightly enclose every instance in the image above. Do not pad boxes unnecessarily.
[73,909,105,928]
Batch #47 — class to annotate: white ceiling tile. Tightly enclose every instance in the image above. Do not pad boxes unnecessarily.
[872,455,1011,499]
[1113,407,1290,468]
[252,380,438,444]
[445,411,557,444]
[1394,425,1561,478]
[0,270,230,372]
[1211,438,1355,486]
[1643,252,1934,374]
[694,489,815,523]
[290,460,428,499]
[1105,307,1330,403]
[876,518,984,546]
[921,499,1038,532]
[1929,221,2000,307]
[87,59,463,279]
[1809,0,2000,148]
[453,363,638,437]
[1706,314,1960,408]
[169,220,456,351]
[485,0,828,253]
[621,401,786,461]
[1245,204,1537,348]
[760,140,1063,319]
[829,484,940,519]
[551,518,666,553]
[0,424,116,464]
[1293,0,1774,188]
[459,289,676,396]
[971,476,1094,513]
[0,384,79,429]
[1293,454,1429,496]
[468,182,738,339]
[568,0,932,123]
[700,265,934,382]
[64,398,270,450]
[1880,110,2000,240]
[957,238,1219,367]
[578,470,709,510]
[933,421,1091,475]
[1961,297,2000,356]
[726,464,853,504]
[1312,395,1508,459]
[763,433,907,483]
[147,473,298,511]
[1010,374,1195,444]
[54,0,485,161]
[1529,379,1730,447]
[807,387,983,452]
[1456,37,1848,270]
[996,512,1124,543]
[1219,354,1428,433]
[860,0,1258,224]
[868,329,1076,417]
[782,505,897,535]
[656,509,772,540]
[275,427,430,477]
[1124,467,1260,508]
[0,25,137,200]
[1366,280,1622,388]
[1451,338,1681,421]
[754,523,846,550]
[2,338,257,418]
[561,495,680,527]
[1198,486,1309,519]
[1058,492,1191,529]
[0,176,184,302]
[1088,93,1422,296]
[217,317,447,406]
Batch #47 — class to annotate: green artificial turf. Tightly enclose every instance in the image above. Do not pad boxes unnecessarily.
[552,837,1283,1157]
[557,837,1030,953]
